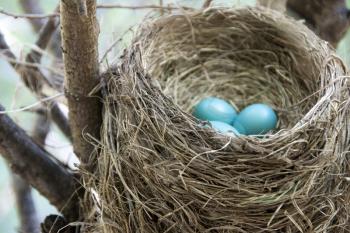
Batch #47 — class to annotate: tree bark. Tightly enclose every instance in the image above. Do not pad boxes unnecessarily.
[60,0,101,167]
[0,104,79,219]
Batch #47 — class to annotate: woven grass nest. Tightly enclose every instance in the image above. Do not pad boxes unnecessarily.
[85,7,350,233]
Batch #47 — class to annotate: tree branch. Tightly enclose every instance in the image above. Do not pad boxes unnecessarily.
[202,0,213,9]
[11,108,51,233]
[0,29,71,140]
[19,0,45,32]
[96,3,191,10]
[20,1,62,59]
[60,0,101,166]
[27,6,60,64]
[0,4,192,20]
[32,107,51,146]
[287,0,350,47]
[0,9,59,19]
[0,104,79,219]
[12,174,40,233]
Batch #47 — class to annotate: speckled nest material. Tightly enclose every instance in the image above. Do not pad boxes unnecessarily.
[84,7,350,233]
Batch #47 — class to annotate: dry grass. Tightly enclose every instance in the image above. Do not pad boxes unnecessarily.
[83,7,350,233]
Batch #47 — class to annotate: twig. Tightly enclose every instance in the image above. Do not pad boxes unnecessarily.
[32,106,51,145]
[1,56,63,76]
[0,93,63,114]
[0,29,71,140]
[159,0,164,15]
[49,102,72,141]
[202,0,213,8]
[19,1,62,58]
[19,0,45,32]
[10,103,51,233]
[0,9,59,19]
[60,0,102,166]
[27,5,60,63]
[0,4,193,20]
[97,3,192,10]
[0,104,79,219]
[12,174,40,233]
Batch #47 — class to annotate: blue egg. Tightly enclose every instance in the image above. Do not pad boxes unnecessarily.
[210,121,240,136]
[193,97,237,124]
[233,103,277,135]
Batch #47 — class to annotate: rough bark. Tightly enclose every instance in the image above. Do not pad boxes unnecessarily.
[287,0,350,47]
[60,0,101,166]
[0,104,79,219]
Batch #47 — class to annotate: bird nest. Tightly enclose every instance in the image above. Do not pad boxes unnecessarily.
[83,7,350,233]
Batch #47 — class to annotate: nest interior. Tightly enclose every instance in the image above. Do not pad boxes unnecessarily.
[84,7,350,233]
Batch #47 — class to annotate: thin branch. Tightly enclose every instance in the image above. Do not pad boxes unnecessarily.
[97,3,192,10]
[0,9,59,19]
[60,0,101,166]
[19,0,45,32]
[11,107,50,233]
[49,102,72,141]
[0,4,192,20]
[202,0,213,9]
[0,104,79,219]
[159,0,164,15]
[0,29,71,140]
[19,1,62,58]
[32,106,51,146]
[27,6,60,63]
[12,174,40,233]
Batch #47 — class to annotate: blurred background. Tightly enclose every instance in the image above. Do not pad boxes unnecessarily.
[0,0,349,232]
